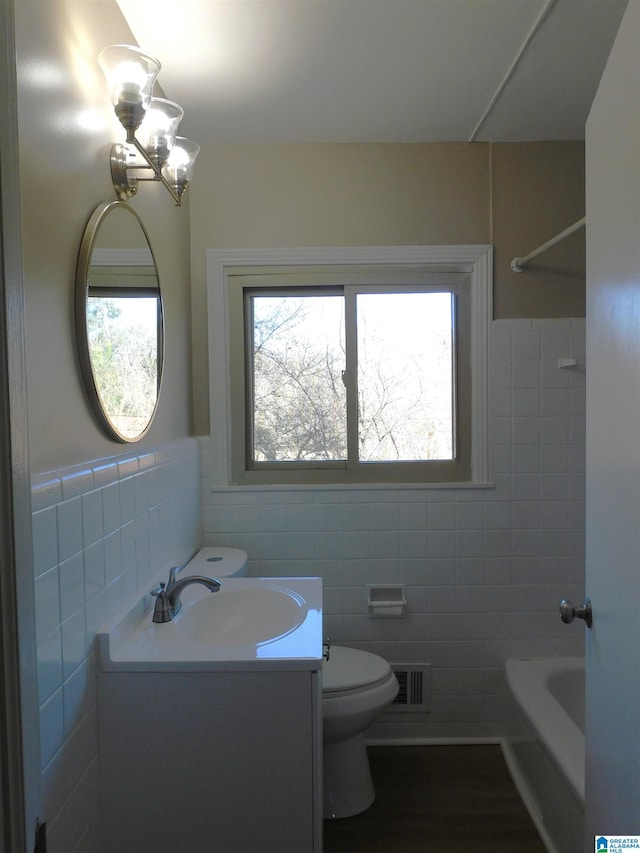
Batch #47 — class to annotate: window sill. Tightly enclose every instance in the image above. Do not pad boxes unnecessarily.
[207,480,496,493]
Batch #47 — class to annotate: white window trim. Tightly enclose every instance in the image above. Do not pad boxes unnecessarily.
[206,245,492,488]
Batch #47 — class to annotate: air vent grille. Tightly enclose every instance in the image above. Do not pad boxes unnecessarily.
[390,664,431,713]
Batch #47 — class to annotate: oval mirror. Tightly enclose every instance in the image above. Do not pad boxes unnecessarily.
[76,201,164,442]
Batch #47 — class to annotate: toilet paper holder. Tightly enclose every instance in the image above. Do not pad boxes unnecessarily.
[367,585,407,618]
[323,638,331,661]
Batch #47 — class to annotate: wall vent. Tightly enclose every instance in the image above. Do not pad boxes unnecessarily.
[390,664,431,713]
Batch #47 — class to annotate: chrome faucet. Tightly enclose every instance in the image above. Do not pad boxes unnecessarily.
[151,566,221,623]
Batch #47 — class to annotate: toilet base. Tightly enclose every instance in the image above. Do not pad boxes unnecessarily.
[323,733,375,819]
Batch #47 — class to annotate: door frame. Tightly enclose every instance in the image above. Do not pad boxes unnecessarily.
[0,0,42,849]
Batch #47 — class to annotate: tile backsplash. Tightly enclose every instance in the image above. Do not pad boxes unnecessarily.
[31,438,200,853]
[200,318,587,740]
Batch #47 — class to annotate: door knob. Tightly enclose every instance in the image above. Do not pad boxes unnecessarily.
[559,597,592,628]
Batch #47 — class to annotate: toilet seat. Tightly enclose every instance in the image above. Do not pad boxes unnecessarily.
[323,646,394,696]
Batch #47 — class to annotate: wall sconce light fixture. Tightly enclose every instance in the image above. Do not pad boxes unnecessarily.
[98,44,200,206]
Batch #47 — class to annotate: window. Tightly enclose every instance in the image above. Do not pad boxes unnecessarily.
[207,246,491,486]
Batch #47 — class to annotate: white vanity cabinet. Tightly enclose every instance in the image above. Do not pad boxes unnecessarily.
[97,577,323,853]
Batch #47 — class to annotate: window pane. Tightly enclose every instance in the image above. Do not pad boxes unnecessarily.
[356,292,454,461]
[251,294,346,462]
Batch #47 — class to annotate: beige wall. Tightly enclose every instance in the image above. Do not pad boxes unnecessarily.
[493,141,585,318]
[189,140,585,434]
[13,0,585,456]
[16,0,193,473]
[14,0,586,455]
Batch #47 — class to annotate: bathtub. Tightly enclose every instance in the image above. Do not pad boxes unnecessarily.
[504,657,585,853]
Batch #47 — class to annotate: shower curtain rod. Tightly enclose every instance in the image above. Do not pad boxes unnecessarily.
[511,216,586,273]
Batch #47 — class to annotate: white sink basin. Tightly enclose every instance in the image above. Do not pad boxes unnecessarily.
[179,584,307,645]
[99,576,322,670]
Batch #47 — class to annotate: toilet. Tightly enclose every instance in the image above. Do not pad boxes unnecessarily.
[322,645,399,819]
[182,547,249,578]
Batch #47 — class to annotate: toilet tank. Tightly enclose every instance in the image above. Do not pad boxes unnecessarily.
[182,547,249,578]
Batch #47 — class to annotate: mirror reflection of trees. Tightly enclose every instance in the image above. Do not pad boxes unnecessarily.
[87,293,159,440]
[77,202,164,443]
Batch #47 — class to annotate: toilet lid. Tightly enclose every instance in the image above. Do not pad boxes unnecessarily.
[182,547,248,578]
[322,646,393,694]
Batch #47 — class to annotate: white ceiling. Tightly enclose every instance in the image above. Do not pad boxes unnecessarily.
[116,0,628,145]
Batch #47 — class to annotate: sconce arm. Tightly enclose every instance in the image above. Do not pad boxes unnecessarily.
[110,141,182,207]
[129,138,182,206]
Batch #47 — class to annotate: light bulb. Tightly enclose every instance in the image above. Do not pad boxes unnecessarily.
[162,137,200,197]
[98,45,161,136]
[137,98,184,169]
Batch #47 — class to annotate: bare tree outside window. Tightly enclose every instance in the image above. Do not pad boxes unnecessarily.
[249,289,455,465]
[252,295,346,461]
[356,292,454,461]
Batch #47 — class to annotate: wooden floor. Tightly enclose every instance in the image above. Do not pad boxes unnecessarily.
[323,744,547,853]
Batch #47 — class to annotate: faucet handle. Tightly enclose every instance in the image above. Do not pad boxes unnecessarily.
[150,583,172,623]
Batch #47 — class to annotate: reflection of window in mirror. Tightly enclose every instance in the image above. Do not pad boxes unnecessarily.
[87,248,162,440]
[86,287,161,440]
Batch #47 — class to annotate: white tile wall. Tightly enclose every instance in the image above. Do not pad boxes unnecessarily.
[31,438,201,853]
[200,318,587,741]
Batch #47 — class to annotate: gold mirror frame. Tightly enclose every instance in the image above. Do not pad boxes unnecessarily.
[75,201,164,442]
